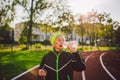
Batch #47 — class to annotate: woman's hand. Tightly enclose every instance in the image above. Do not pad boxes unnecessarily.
[38,69,47,76]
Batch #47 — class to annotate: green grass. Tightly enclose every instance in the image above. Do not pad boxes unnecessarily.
[78,46,120,52]
[0,45,120,80]
[0,49,49,80]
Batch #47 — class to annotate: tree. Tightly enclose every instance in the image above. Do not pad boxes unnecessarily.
[77,15,86,44]
[19,22,28,44]
[85,10,110,46]
[40,0,72,31]
[13,0,71,49]
[0,0,15,25]
[0,23,11,43]
[59,12,76,40]
[36,0,73,41]
[13,0,52,49]
[114,25,120,46]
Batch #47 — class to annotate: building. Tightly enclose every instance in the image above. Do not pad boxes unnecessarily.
[14,23,51,42]
[14,22,89,45]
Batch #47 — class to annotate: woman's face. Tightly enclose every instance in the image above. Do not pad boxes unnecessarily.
[54,36,65,51]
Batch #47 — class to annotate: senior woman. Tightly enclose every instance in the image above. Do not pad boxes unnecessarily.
[38,33,85,80]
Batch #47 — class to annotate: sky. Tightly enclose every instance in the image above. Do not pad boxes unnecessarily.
[11,0,120,28]
[68,0,120,22]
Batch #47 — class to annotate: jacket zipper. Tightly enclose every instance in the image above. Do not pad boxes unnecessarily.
[53,49,63,80]
[56,56,59,80]
[53,50,62,80]
[67,75,71,80]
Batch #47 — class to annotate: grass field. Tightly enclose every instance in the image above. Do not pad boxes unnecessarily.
[0,46,50,80]
[0,45,120,80]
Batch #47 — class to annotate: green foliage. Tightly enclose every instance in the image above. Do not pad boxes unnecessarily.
[113,26,120,46]
[40,40,51,45]
[0,23,12,43]
[19,36,27,43]
[0,50,49,80]
[19,25,28,44]
[33,43,43,49]
[1,0,120,47]
[20,44,26,48]
[0,0,15,25]
[77,46,120,52]
[73,10,120,47]
[0,44,3,48]
[14,0,54,49]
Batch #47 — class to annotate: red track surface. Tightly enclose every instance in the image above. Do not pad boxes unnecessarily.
[14,50,120,80]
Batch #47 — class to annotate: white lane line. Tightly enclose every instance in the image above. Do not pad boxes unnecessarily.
[82,71,86,80]
[11,65,39,80]
[100,53,116,80]
[82,53,94,80]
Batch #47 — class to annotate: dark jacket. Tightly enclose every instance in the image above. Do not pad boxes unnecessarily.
[38,49,86,80]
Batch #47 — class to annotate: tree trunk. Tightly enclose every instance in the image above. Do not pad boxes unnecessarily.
[81,32,84,49]
[26,0,34,49]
